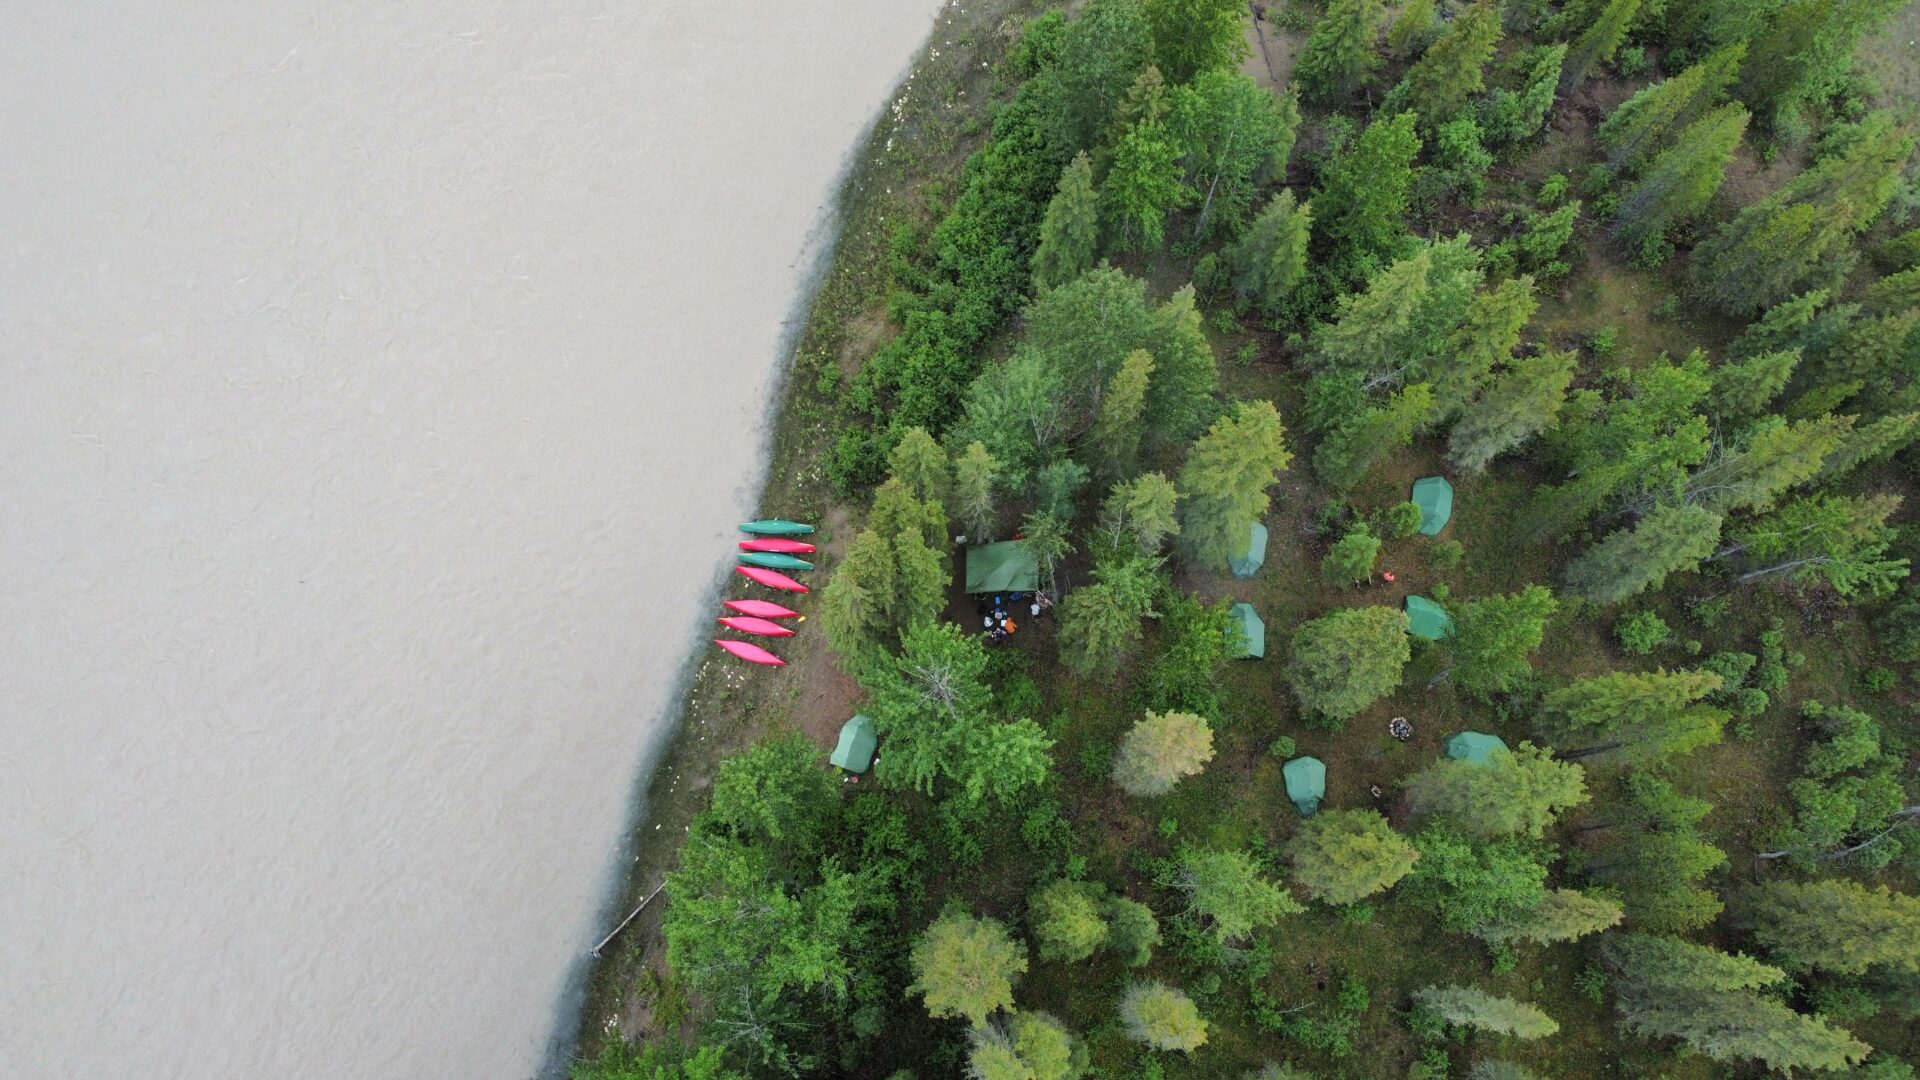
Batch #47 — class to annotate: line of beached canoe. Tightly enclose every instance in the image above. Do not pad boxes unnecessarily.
[712,519,816,667]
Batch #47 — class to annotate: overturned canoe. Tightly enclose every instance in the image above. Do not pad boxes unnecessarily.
[739,519,815,536]
[714,639,786,666]
[736,565,810,593]
[718,615,795,637]
[738,538,817,554]
[723,598,802,619]
[740,551,814,572]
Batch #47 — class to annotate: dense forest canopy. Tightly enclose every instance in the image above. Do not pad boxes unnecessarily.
[580,1,1920,1076]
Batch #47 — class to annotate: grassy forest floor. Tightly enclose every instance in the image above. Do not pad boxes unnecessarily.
[574,3,1920,1078]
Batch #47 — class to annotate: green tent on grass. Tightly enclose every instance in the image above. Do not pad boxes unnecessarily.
[831,714,878,773]
[1445,731,1508,764]
[1228,602,1265,659]
[1405,595,1454,640]
[1283,756,1326,816]
[1412,476,1454,536]
[1228,521,1268,578]
[964,540,1039,594]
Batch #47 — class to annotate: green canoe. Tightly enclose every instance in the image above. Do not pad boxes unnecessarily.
[741,551,814,571]
[740,519,815,536]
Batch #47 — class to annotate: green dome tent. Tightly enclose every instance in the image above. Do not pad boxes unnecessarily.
[1405,595,1455,641]
[1412,476,1454,536]
[1445,731,1508,763]
[831,714,878,773]
[1228,521,1268,578]
[1282,756,1326,816]
[964,540,1039,594]
[1228,602,1265,659]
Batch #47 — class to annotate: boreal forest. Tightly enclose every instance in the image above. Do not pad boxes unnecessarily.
[575,1,1920,1077]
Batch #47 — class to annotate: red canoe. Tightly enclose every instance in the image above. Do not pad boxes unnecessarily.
[723,598,802,620]
[736,565,809,593]
[719,615,795,637]
[739,538,818,554]
[715,639,786,666]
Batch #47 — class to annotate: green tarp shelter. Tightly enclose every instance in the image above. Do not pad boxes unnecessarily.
[1412,476,1454,536]
[1283,756,1326,816]
[1405,595,1455,641]
[1228,521,1268,578]
[1228,602,1265,659]
[1446,731,1508,763]
[831,714,878,773]
[964,540,1039,594]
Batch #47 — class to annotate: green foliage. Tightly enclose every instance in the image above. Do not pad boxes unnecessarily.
[1413,984,1559,1039]
[1113,710,1216,796]
[1169,70,1300,238]
[1143,0,1252,83]
[1734,0,1907,127]
[1475,44,1565,147]
[1611,104,1748,263]
[1615,610,1671,655]
[1177,399,1292,568]
[1383,500,1425,539]
[1141,593,1232,715]
[1312,111,1422,282]
[1429,540,1464,571]
[1228,189,1313,318]
[1286,606,1411,723]
[1475,887,1623,945]
[570,1042,743,1080]
[706,732,840,857]
[1119,981,1210,1051]
[1105,78,1190,250]
[1598,44,1744,171]
[1101,473,1182,557]
[1517,200,1581,278]
[1559,0,1642,92]
[1406,743,1588,838]
[1537,667,1726,764]
[1295,0,1387,103]
[1171,846,1304,940]
[1387,0,1437,57]
[1030,879,1111,963]
[1104,895,1163,966]
[1446,585,1559,695]
[1322,524,1381,587]
[1708,348,1799,421]
[1405,824,1551,935]
[910,911,1028,1028]
[1315,383,1436,491]
[1286,808,1420,905]
[1448,348,1576,473]
[1563,503,1723,605]
[1032,153,1102,291]
[1587,773,1728,931]
[1401,2,1503,128]
[823,482,954,659]
[952,441,1002,541]
[1727,492,1908,598]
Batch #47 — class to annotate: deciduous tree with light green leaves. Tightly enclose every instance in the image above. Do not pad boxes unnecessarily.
[1119,982,1209,1051]
[910,911,1028,1028]
[1413,984,1559,1039]
[1563,503,1722,605]
[1031,153,1101,291]
[1444,585,1559,696]
[1177,399,1291,568]
[1406,743,1588,838]
[1113,709,1215,796]
[1286,606,1411,722]
[1294,0,1386,103]
[1029,879,1111,963]
[1286,808,1420,905]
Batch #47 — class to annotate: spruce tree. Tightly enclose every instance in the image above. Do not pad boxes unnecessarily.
[821,528,897,660]
[1731,290,1828,358]
[1677,414,1852,514]
[1286,605,1411,721]
[1413,985,1559,1039]
[1295,0,1387,103]
[1106,109,1189,251]
[1586,773,1728,931]
[1143,0,1252,83]
[1101,473,1182,555]
[1476,888,1624,945]
[1860,265,1920,316]
[1597,45,1744,171]
[1310,247,1434,376]
[1286,808,1420,905]
[1822,413,1920,481]
[1228,190,1313,318]
[1736,0,1906,127]
[1089,349,1155,479]
[1387,0,1437,57]
[1479,43,1564,147]
[1172,847,1304,941]
[887,425,951,507]
[1322,524,1382,587]
[1169,71,1299,237]
[1142,285,1221,445]
[1402,2,1503,128]
[1029,879,1111,963]
[1032,153,1101,291]
[1707,349,1798,421]
[1563,503,1722,605]
[1611,104,1748,261]
[1447,348,1576,473]
[1057,556,1160,676]
[1444,585,1559,695]
[1177,400,1292,568]
[1559,0,1642,92]
[1739,879,1920,975]
[1312,111,1421,280]
[952,441,1001,541]
[1537,668,1727,763]
[1314,383,1435,491]
[1432,275,1538,422]
[1405,743,1589,839]
[1820,309,1920,386]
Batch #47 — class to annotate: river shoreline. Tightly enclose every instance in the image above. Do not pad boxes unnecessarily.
[557,1,1046,1069]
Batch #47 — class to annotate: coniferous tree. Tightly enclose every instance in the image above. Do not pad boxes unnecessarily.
[910,911,1028,1028]
[1860,265,1920,316]
[1171,846,1304,941]
[953,347,1070,481]
[1819,308,1920,386]
[1725,492,1907,596]
[1286,606,1411,721]
[1141,285,1221,445]
[1707,349,1798,421]
[1401,2,1503,128]
[821,528,897,660]
[1310,246,1435,377]
[1611,104,1748,261]
[1119,982,1209,1051]
[1739,879,1920,976]
[952,441,1001,542]
[1295,0,1387,103]
[1322,524,1381,587]
[1023,267,1156,432]
[1057,555,1161,676]
[1676,414,1853,515]
[1177,400,1292,568]
[1822,413,1920,481]
[1228,190,1313,318]
[888,426,951,507]
[1143,0,1252,82]
[1413,985,1559,1039]
[1447,349,1576,473]
[1089,349,1155,480]
[1032,153,1102,291]
[1432,275,1538,422]
[1029,879,1111,963]
[1476,888,1624,945]
[1314,383,1435,491]
[1105,896,1162,966]
[1113,710,1216,796]
[1406,743,1588,838]
[1731,289,1829,358]
[1559,0,1641,91]
[1735,0,1906,127]
[1106,85,1189,250]
[1537,668,1727,764]
[1031,0,1155,157]
[1101,473,1182,555]
[1444,585,1559,695]
[1597,45,1744,171]
[1477,43,1565,146]
[1169,71,1298,237]
[1563,503,1722,605]
[1312,111,1421,280]
[1388,0,1438,57]
[1287,808,1421,905]
[1586,773,1728,931]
